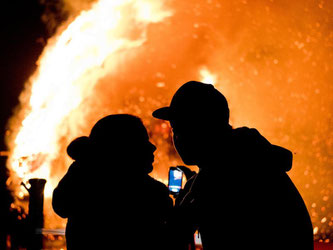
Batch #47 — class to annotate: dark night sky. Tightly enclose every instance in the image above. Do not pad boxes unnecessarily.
[0,0,47,150]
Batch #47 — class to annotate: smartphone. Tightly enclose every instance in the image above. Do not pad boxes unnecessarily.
[168,167,183,194]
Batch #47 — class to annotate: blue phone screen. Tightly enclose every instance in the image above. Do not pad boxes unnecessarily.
[169,168,183,193]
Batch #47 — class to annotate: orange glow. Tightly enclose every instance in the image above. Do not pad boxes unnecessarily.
[5,0,333,241]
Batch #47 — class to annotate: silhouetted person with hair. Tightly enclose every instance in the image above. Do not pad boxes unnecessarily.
[52,114,172,249]
[153,81,313,250]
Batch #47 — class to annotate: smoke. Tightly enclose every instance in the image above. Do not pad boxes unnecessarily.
[39,0,102,38]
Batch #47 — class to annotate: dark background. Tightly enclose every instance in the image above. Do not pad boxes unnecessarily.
[1,0,45,150]
[0,0,67,151]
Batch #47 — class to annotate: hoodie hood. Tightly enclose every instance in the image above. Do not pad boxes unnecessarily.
[233,127,293,172]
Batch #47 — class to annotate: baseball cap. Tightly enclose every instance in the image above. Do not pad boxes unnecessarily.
[152,81,229,123]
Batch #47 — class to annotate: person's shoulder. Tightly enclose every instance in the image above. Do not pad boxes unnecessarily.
[233,126,260,137]
[233,126,268,145]
[144,176,172,206]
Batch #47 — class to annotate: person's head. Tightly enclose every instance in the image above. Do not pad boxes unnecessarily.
[67,114,156,174]
[153,81,231,166]
[67,136,90,161]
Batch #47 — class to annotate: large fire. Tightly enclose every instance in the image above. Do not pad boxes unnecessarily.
[5,0,333,242]
[6,0,172,198]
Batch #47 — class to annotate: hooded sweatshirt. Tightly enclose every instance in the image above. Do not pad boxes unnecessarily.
[177,127,313,250]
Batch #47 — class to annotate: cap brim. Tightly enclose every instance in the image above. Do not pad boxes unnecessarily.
[152,107,172,120]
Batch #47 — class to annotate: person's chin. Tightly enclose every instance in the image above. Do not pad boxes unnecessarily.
[181,156,198,166]
[145,164,153,174]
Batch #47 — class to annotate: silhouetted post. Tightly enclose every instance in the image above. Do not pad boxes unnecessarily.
[26,178,46,250]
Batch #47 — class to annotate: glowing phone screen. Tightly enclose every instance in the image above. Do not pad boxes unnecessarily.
[168,168,183,193]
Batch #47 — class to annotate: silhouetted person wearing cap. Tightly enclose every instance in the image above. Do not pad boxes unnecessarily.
[153,81,313,250]
[52,114,173,250]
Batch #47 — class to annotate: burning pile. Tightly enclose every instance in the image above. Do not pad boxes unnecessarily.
[5,0,333,242]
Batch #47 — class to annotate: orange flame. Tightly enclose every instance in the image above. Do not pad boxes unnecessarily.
[7,0,172,197]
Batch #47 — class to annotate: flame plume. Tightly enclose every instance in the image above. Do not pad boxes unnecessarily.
[7,0,172,197]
